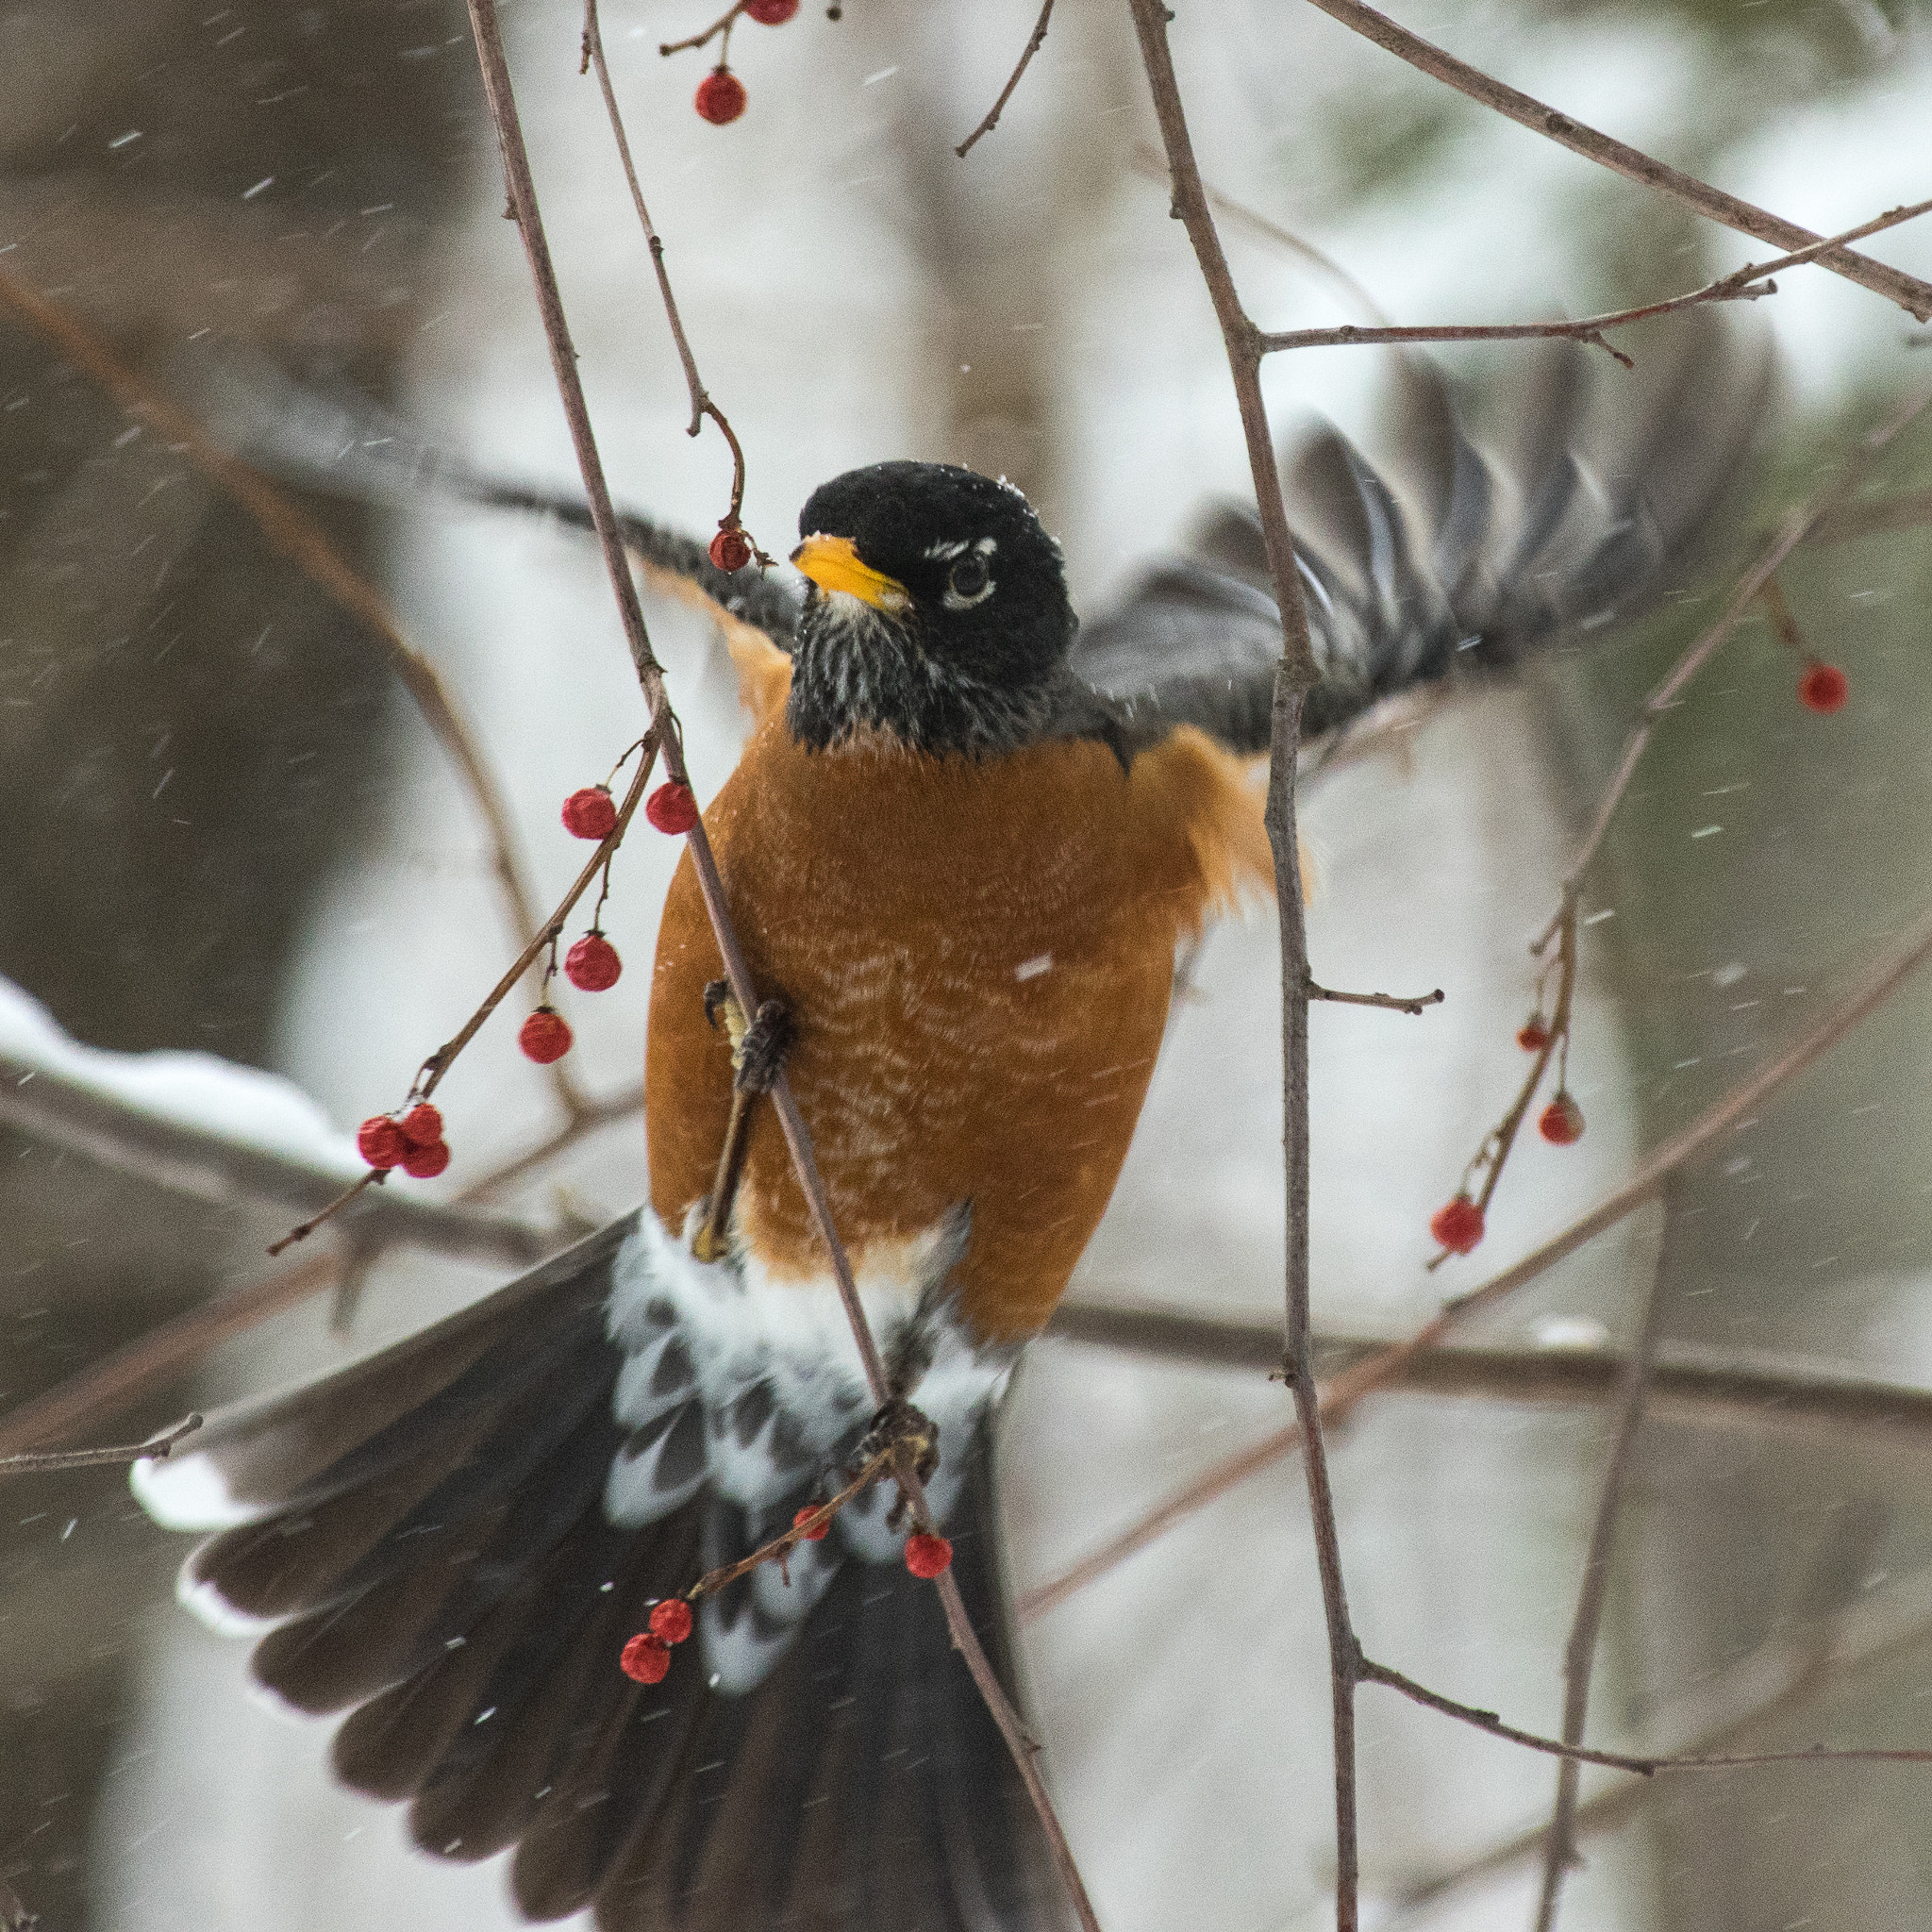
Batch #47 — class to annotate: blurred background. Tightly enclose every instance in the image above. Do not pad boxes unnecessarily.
[2,0,1931,1926]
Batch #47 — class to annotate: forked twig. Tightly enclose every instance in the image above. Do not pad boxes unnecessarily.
[1257,200,1932,367]
[1359,1656,1932,1774]
[1301,0,1932,321]
[460,5,1101,1923]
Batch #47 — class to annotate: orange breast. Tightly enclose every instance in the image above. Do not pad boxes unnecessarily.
[645,711,1270,1343]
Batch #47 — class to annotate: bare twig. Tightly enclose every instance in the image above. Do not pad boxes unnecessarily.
[581,0,762,549]
[462,7,1102,1923]
[1358,1655,1932,1773]
[1257,199,1932,366]
[687,1448,893,1598]
[1428,903,1575,1270]
[0,268,567,1115]
[0,1412,201,1478]
[1299,0,1932,321]
[1390,1548,1932,1917]
[1021,895,1932,1623]
[1532,1192,1674,1932]
[658,1,741,58]
[1810,482,1932,545]
[0,1091,637,1463]
[955,0,1057,158]
[1121,0,1352,1920]
[1307,978,1443,1016]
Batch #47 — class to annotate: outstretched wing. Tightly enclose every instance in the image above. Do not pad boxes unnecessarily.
[1071,321,1773,752]
[193,354,805,653]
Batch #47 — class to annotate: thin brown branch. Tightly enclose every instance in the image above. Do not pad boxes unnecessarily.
[1359,1656,1932,1774]
[0,1093,637,1463]
[1390,1550,1932,1918]
[582,0,763,549]
[1427,902,1574,1271]
[1307,978,1443,1016]
[658,0,741,57]
[1809,482,1932,545]
[461,7,1101,1924]
[1122,0,1352,1920]
[0,1411,201,1478]
[1533,1192,1674,1932]
[266,1172,381,1257]
[688,1449,892,1597]
[1257,199,1932,365]
[1299,0,1932,321]
[955,0,1057,158]
[0,268,575,1112]
[1021,895,1932,1623]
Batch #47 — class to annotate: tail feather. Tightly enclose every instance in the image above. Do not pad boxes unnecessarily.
[136,1216,1064,1929]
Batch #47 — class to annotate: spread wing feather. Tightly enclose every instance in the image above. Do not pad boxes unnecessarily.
[1072,322,1773,751]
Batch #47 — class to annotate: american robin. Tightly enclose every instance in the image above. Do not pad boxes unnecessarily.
[138,328,1760,1930]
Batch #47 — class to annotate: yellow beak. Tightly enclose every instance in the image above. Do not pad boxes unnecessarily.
[790,533,912,617]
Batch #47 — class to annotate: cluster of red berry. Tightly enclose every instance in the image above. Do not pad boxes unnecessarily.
[515,777,702,1069]
[684,0,801,126]
[356,1103,452,1179]
[618,1596,695,1686]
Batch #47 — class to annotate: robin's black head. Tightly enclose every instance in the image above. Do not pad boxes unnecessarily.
[786,460,1085,759]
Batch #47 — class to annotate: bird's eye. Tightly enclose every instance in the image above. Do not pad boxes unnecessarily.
[943,555,993,610]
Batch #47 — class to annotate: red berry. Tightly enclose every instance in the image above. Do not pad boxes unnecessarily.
[1539,1093,1586,1146]
[401,1138,451,1179]
[1517,1020,1550,1053]
[619,1633,672,1684]
[518,1008,574,1065]
[645,782,700,835]
[793,1505,830,1541]
[708,526,752,573]
[648,1598,693,1645]
[904,1532,953,1579]
[356,1116,406,1169]
[1430,1195,1485,1256]
[562,785,619,841]
[565,933,623,992]
[1798,661,1848,714]
[398,1103,443,1147]
[694,67,747,125]
[742,0,799,20]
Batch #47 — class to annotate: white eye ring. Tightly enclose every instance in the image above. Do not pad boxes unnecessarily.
[942,555,994,611]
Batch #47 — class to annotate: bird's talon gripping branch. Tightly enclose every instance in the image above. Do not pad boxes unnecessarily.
[692,987,794,1261]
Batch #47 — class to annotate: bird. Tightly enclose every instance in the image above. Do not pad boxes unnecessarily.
[137,322,1765,1930]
